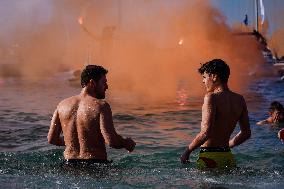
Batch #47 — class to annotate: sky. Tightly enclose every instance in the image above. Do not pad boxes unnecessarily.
[211,0,284,34]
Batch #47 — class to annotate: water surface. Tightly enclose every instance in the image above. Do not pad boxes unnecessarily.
[0,75,284,188]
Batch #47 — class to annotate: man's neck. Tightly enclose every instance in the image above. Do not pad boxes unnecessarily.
[213,83,229,93]
[81,87,96,97]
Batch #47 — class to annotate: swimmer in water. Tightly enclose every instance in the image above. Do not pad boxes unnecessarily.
[180,59,251,169]
[47,65,136,165]
[256,101,284,125]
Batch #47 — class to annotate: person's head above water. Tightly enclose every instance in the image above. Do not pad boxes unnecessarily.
[81,65,108,88]
[269,101,284,113]
[256,101,284,125]
[198,59,230,83]
[81,65,108,99]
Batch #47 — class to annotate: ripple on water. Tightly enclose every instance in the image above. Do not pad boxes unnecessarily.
[0,148,284,188]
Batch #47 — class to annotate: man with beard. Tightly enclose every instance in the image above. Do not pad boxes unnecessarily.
[48,65,136,165]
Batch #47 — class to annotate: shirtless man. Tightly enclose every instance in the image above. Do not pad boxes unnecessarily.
[180,59,251,168]
[256,101,284,125]
[47,65,136,164]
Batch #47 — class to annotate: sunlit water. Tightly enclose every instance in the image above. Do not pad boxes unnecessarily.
[0,74,284,189]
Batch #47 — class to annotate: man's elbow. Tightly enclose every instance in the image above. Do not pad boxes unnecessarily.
[47,137,55,145]
[199,131,211,141]
[47,136,58,145]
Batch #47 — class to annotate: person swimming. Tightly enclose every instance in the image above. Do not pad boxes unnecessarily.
[180,59,251,169]
[256,101,284,125]
[47,65,136,165]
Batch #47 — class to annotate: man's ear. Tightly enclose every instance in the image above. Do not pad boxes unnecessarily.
[212,74,218,82]
[89,79,96,87]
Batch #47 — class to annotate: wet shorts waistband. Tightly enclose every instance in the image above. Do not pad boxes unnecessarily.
[200,147,231,153]
[64,159,113,165]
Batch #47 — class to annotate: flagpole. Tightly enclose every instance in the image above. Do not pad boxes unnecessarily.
[255,0,259,32]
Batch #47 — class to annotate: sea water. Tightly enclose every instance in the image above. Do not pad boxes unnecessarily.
[0,75,284,189]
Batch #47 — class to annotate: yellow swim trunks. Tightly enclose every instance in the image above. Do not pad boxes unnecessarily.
[197,147,236,169]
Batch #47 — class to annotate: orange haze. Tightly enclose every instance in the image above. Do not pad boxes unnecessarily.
[0,0,266,102]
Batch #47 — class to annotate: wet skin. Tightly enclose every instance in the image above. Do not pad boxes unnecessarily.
[278,128,284,141]
[257,111,284,125]
[47,75,136,160]
[181,73,251,163]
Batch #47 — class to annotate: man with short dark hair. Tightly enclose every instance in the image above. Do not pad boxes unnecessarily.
[180,59,251,169]
[48,65,136,164]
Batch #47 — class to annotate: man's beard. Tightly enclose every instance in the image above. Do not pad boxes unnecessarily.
[95,92,105,99]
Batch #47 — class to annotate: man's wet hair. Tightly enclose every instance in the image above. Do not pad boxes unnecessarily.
[269,101,284,112]
[81,65,108,88]
[198,59,230,83]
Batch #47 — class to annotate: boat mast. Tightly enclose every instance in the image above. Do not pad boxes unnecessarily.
[255,0,259,31]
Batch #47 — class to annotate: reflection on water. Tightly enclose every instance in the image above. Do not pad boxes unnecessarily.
[0,76,284,188]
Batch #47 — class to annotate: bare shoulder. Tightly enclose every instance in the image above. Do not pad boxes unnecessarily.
[97,100,111,111]
[229,91,245,102]
[204,92,215,98]
[58,95,80,108]
[204,92,215,102]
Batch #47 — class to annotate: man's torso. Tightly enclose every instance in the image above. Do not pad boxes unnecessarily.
[58,95,107,160]
[202,91,245,147]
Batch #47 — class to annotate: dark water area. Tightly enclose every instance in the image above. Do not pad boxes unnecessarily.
[0,74,284,188]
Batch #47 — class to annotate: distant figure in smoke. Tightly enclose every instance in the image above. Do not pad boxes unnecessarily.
[243,14,248,26]
[48,65,136,165]
[180,59,251,169]
[257,101,284,125]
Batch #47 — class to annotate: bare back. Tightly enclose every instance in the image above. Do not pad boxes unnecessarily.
[57,95,107,160]
[201,91,249,147]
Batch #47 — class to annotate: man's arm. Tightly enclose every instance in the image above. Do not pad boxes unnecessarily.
[256,119,269,125]
[47,108,65,146]
[257,116,273,125]
[181,93,215,163]
[229,97,251,148]
[100,103,135,152]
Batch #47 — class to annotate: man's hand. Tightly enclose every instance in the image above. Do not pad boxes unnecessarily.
[180,148,190,164]
[125,137,136,152]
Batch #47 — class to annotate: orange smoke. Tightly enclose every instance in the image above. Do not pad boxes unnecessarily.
[269,29,284,58]
[105,0,264,101]
[78,16,83,25]
[0,0,266,103]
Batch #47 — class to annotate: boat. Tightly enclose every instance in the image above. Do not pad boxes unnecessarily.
[249,0,284,79]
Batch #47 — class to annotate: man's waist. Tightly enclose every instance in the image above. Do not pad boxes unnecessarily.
[64,149,107,159]
[199,146,231,153]
[64,158,113,164]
